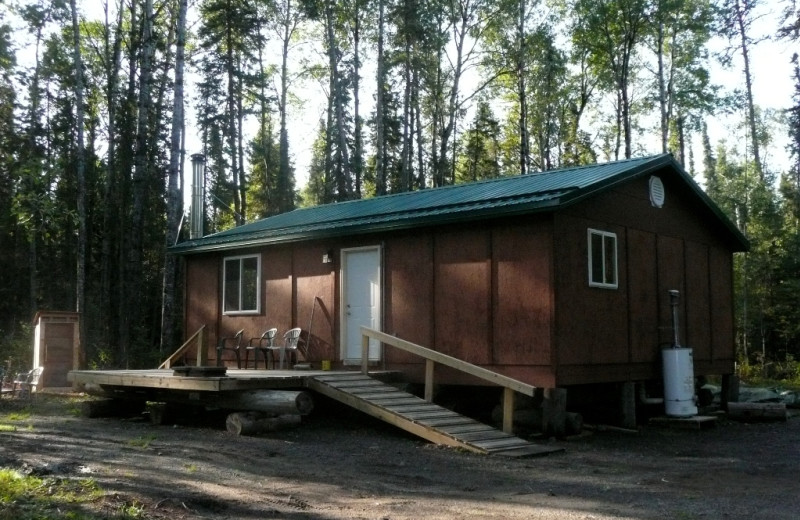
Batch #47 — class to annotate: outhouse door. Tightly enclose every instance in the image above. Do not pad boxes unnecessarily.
[341,246,382,363]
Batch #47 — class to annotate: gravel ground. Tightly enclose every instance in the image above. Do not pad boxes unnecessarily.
[1,393,799,519]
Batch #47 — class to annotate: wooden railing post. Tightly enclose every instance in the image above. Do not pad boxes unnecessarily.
[158,325,207,369]
[502,387,515,434]
[359,326,536,425]
[361,333,370,374]
[196,326,206,366]
[424,359,435,402]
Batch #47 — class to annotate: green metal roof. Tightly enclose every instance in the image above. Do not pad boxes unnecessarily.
[170,154,749,255]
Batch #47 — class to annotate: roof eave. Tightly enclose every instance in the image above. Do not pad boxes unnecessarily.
[169,198,565,255]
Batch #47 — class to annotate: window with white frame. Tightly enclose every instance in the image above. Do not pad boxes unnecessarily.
[588,229,618,289]
[223,254,260,314]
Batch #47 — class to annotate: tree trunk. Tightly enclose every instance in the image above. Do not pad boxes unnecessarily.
[278,0,295,213]
[70,0,87,361]
[352,9,363,198]
[375,0,386,195]
[414,72,425,189]
[325,0,351,200]
[100,1,124,355]
[225,14,241,224]
[401,47,412,192]
[436,14,468,187]
[117,0,140,367]
[733,0,762,178]
[126,0,155,368]
[237,66,246,222]
[161,0,187,357]
[517,0,529,175]
[657,19,668,153]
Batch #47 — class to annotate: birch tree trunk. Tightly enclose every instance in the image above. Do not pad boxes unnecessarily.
[732,0,762,178]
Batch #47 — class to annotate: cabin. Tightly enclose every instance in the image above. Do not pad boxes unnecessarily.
[170,154,748,419]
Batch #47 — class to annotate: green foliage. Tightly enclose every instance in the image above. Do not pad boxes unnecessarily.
[737,354,800,389]
[456,99,501,182]
[0,468,105,519]
[0,322,33,377]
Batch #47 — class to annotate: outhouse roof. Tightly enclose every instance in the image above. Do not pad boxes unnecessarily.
[171,154,748,254]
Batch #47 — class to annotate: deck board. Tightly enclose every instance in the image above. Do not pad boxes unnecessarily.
[69,368,352,392]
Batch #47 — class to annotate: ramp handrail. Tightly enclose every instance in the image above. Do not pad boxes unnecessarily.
[158,325,207,369]
[360,326,536,433]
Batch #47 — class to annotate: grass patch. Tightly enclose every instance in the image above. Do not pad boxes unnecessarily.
[0,467,153,519]
[3,410,31,421]
[0,424,16,432]
[0,467,103,519]
[126,434,156,450]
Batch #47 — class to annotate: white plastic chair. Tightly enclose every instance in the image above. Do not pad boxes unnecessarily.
[269,328,302,369]
[245,327,278,369]
[13,367,43,398]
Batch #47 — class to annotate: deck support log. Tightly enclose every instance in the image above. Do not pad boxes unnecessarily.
[83,382,313,416]
[226,412,302,436]
[209,390,314,415]
[727,402,787,422]
[81,398,145,418]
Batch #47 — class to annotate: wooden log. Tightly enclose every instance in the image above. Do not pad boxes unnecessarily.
[727,402,787,422]
[226,412,302,436]
[210,390,314,415]
[81,398,145,418]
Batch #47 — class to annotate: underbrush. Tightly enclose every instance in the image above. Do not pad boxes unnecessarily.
[737,356,800,390]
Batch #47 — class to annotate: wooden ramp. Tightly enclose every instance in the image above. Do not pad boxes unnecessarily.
[306,373,561,458]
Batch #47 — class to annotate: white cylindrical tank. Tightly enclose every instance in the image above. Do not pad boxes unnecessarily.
[662,348,698,417]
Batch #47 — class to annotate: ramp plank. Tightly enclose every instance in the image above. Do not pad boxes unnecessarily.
[306,374,559,457]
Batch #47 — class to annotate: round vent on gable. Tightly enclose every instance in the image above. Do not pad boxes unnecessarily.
[649,176,665,208]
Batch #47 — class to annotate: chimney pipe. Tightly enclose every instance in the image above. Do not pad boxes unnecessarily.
[190,153,205,239]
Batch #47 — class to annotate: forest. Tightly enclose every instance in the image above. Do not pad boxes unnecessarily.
[0,0,798,376]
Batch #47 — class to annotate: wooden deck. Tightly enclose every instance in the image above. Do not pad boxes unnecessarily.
[68,368,561,458]
[68,368,362,393]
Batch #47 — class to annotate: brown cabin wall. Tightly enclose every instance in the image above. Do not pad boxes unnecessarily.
[553,171,737,385]
[191,242,339,367]
[184,218,557,386]
[183,168,737,387]
[184,255,219,358]
[383,218,557,388]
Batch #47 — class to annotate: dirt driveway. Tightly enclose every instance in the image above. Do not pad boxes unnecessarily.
[1,393,799,519]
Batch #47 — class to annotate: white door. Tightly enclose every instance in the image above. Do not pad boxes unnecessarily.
[341,246,381,363]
